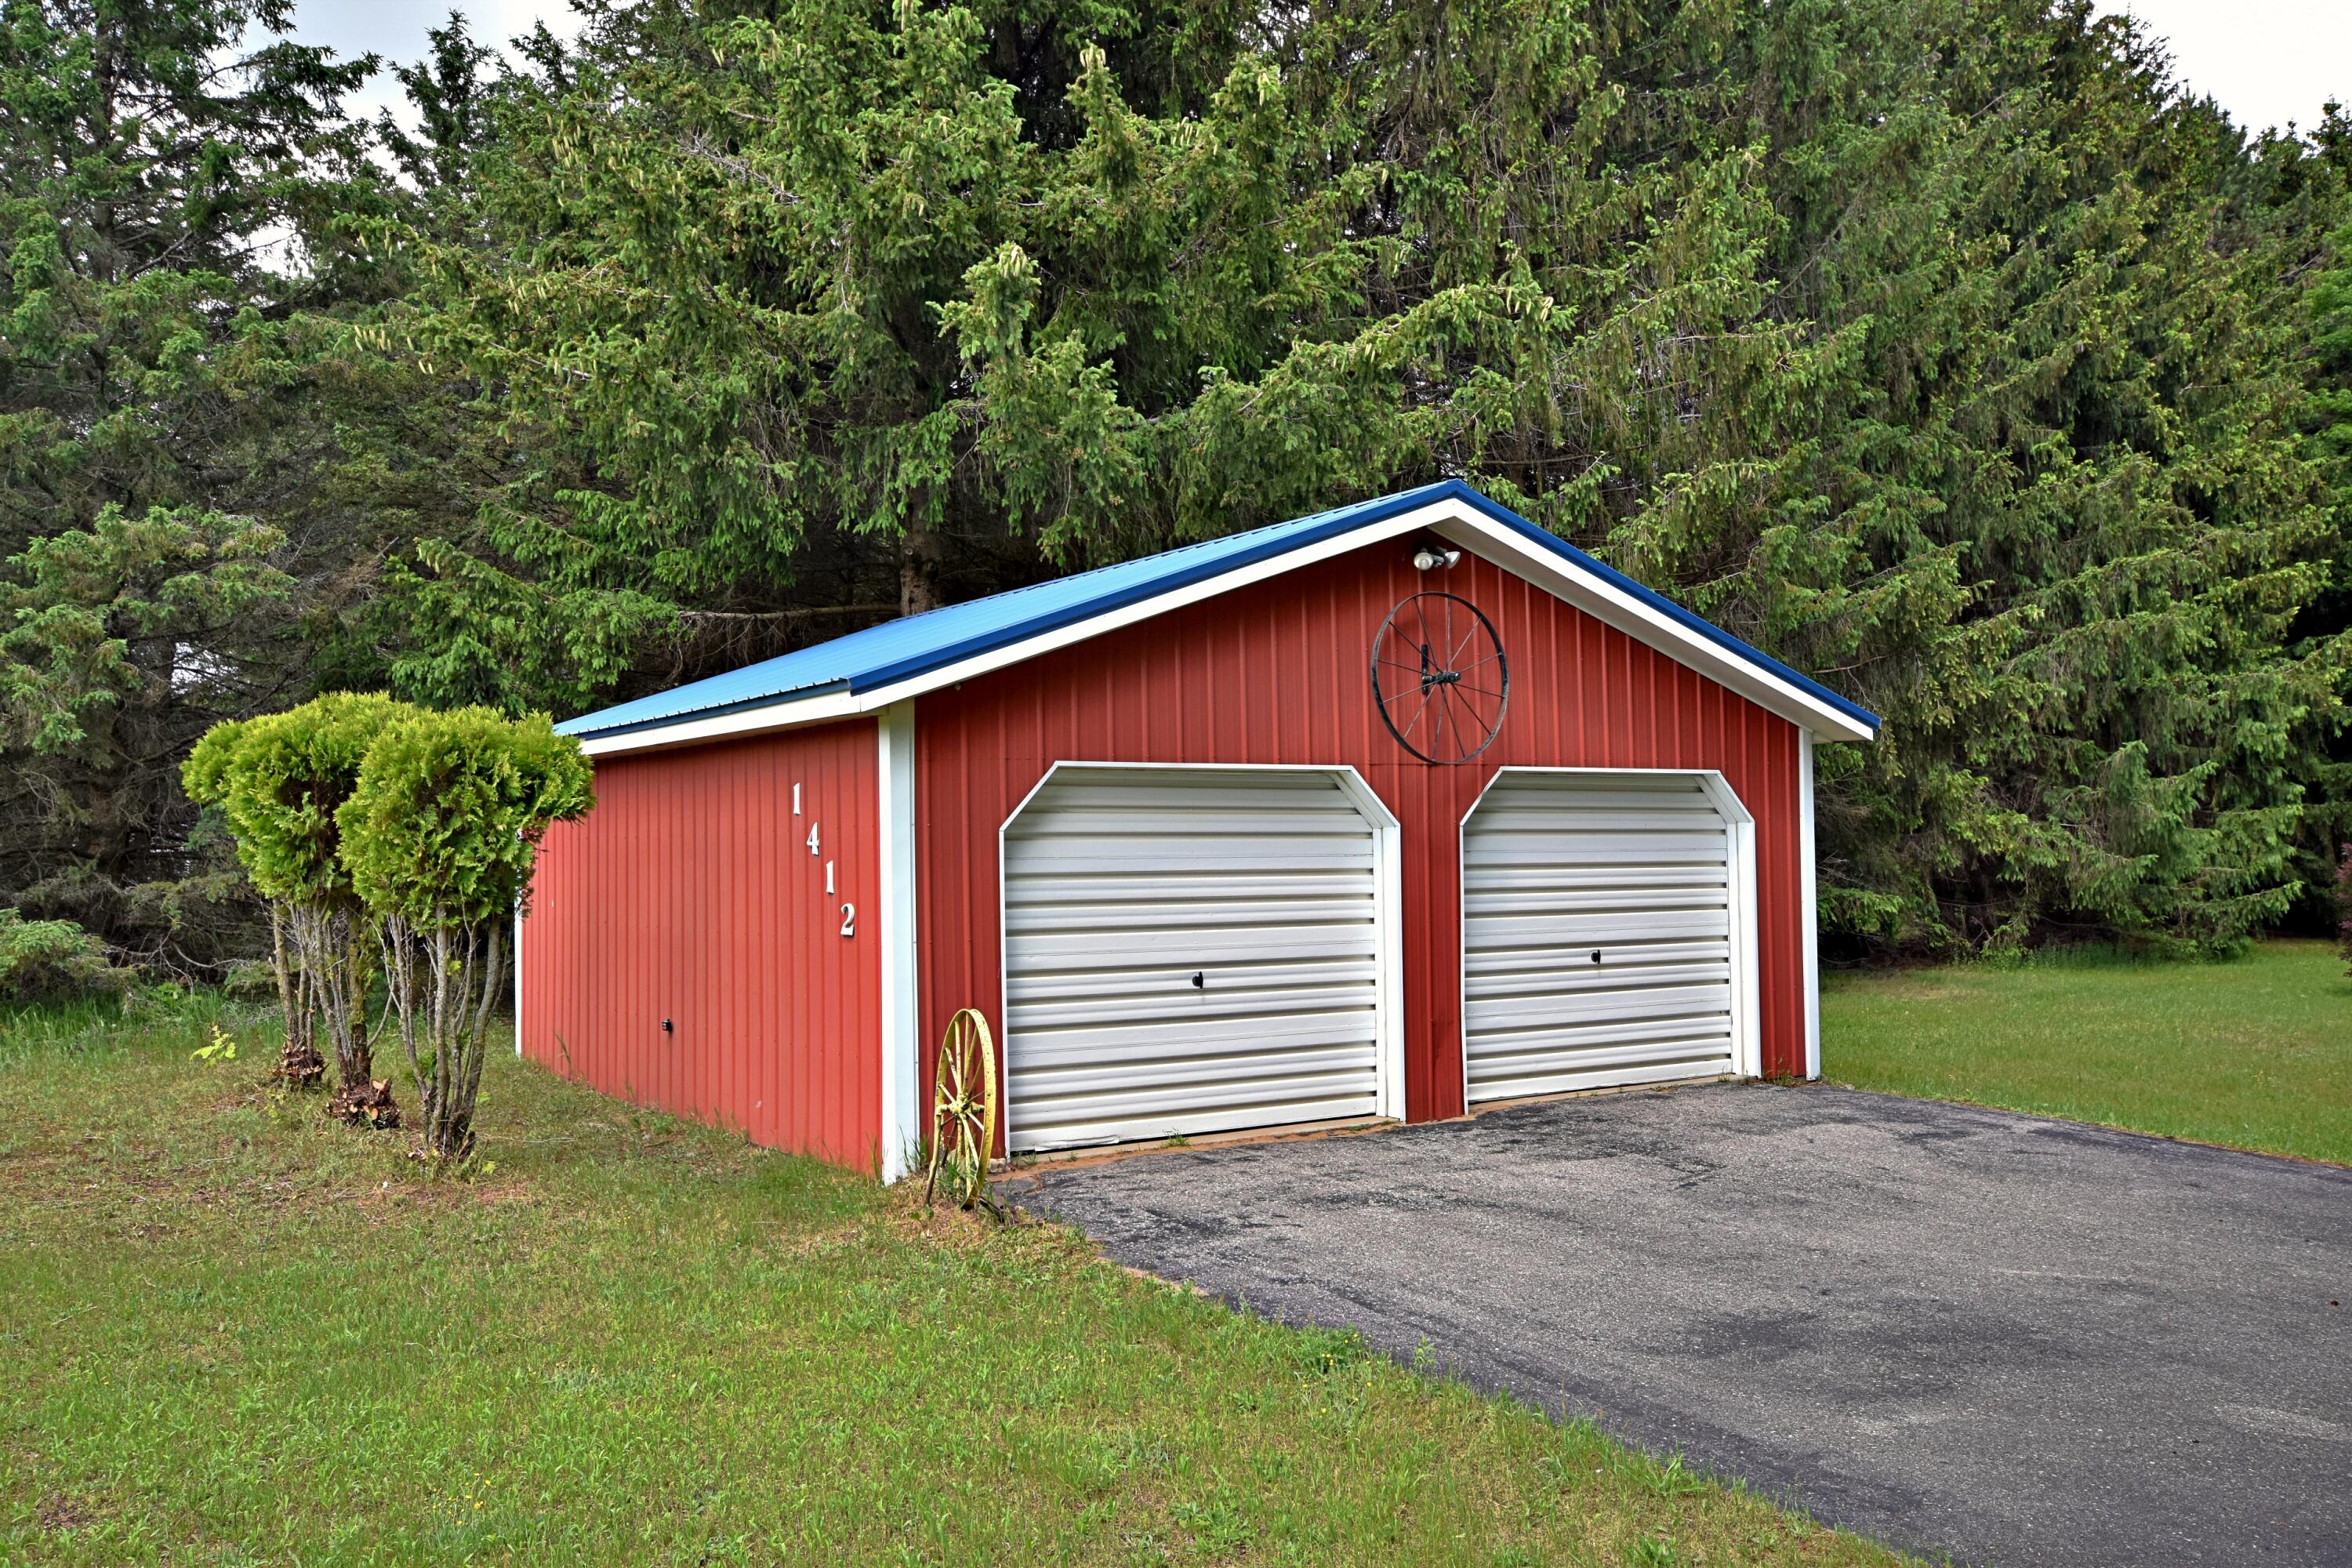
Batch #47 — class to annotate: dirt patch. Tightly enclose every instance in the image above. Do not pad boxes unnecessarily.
[37,1491,100,1533]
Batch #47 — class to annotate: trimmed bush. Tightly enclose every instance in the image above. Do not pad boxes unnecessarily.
[183,695,416,1089]
[338,707,592,1159]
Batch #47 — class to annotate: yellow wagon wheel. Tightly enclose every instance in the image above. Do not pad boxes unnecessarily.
[924,1007,997,1210]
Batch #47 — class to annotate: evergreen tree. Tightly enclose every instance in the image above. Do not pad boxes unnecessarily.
[3,0,2344,965]
[383,0,2350,952]
[0,0,383,964]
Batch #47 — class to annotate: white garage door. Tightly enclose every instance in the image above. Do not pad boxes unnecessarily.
[1461,771,1742,1103]
[1002,768,1385,1151]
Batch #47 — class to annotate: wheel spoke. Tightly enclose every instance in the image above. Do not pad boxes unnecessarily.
[1398,691,1434,745]
[1436,683,1468,754]
[1446,624,1478,673]
[1459,686,1497,742]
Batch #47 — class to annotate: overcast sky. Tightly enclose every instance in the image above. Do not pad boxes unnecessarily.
[288,1,2348,140]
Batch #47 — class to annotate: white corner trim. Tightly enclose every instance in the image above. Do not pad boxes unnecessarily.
[1327,768,1409,1124]
[1799,732,1821,1081]
[513,901,524,1059]
[875,701,920,1182]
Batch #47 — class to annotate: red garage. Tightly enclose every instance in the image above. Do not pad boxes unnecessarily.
[520,481,1879,1179]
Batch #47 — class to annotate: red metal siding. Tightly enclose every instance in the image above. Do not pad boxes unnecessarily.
[521,721,883,1169]
[914,545,1808,1134]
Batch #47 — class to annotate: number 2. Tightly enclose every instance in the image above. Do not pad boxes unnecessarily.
[839,902,855,938]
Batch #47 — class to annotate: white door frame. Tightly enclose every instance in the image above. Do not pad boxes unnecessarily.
[996,760,1406,1153]
[1457,765,1762,1112]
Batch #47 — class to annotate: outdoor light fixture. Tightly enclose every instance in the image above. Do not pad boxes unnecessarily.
[1412,546,1462,571]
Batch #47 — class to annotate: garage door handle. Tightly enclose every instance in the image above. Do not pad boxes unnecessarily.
[1191,971,1204,989]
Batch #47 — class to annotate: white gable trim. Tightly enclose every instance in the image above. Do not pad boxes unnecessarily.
[1421,503,1875,742]
[576,497,1874,758]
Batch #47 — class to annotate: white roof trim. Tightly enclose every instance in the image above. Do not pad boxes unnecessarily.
[1422,503,1874,742]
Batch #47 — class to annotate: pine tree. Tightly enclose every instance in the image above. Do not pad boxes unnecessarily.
[0,0,377,964]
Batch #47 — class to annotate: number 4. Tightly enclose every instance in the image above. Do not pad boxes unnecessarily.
[806,822,819,855]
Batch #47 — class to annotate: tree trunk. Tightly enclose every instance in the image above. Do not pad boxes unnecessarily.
[270,908,325,1087]
[899,520,946,617]
[289,902,375,1092]
[402,920,503,1161]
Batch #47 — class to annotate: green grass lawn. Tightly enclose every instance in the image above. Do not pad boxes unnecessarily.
[1,995,1904,1566]
[1821,938,2352,1166]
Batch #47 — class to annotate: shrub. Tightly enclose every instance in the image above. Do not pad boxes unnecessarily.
[339,706,592,1159]
[0,909,129,1000]
[183,695,416,1091]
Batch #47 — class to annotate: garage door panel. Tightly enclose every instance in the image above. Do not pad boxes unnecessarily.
[1015,1060,1377,1115]
[1012,808,1373,837]
[1463,773,1740,1102]
[1467,981,1733,1034]
[1010,982,1378,1033]
[1463,955,1732,995]
[1464,884,1729,917]
[1012,1040,1379,1097]
[1008,958,1380,1005]
[1009,837,1376,874]
[1032,780,1374,813]
[1464,831,1728,866]
[1012,1089,1381,1150]
[1007,921,1378,971]
[1466,935,1731,971]
[1471,1051,1739,1103]
[1468,1016,1737,1067]
[1007,895,1375,935]
[1011,871,1374,905]
[1465,786,1726,814]
[1471,808,1726,828]
[1005,768,1385,1151]
[1009,1005,1381,1065]
[1465,908,1731,948]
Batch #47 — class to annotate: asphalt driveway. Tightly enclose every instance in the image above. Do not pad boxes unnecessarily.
[1005,1085,2352,1566]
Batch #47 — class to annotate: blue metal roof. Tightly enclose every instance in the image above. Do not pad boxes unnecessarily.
[559,481,1880,739]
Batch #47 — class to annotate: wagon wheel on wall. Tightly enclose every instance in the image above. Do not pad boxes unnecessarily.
[925,1007,999,1213]
[1370,591,1509,764]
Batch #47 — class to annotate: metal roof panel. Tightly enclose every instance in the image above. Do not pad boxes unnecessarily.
[557,481,1879,739]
